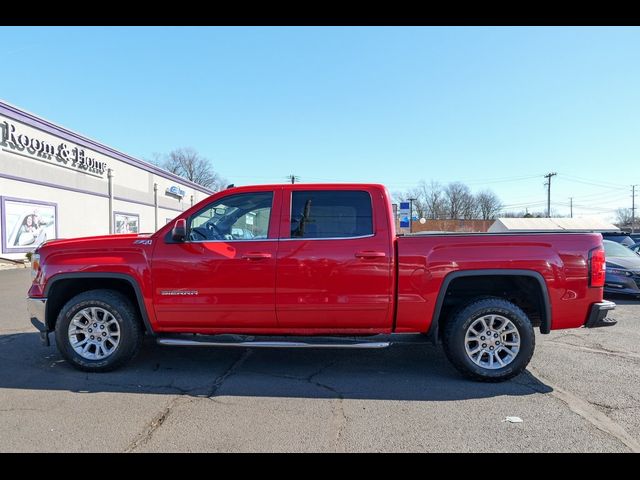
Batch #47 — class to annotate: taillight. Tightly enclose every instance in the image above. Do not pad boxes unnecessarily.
[589,247,606,287]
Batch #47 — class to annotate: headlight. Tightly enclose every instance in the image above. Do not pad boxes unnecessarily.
[607,267,631,276]
[31,253,40,281]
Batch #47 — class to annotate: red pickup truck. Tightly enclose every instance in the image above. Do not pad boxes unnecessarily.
[27,183,616,382]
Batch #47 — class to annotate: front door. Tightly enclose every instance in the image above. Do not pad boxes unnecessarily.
[151,189,281,332]
[275,188,394,333]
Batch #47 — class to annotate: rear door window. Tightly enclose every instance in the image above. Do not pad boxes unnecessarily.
[290,190,373,239]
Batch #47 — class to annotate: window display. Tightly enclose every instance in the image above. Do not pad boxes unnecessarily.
[1,197,57,253]
[114,212,139,234]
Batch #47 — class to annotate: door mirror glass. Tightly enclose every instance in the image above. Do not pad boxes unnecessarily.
[172,219,187,242]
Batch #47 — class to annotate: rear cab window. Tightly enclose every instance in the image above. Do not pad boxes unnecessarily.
[289,190,373,239]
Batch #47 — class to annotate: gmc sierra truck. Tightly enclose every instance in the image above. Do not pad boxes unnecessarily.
[27,184,616,382]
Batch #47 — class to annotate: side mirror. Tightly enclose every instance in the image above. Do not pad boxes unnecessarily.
[172,219,187,242]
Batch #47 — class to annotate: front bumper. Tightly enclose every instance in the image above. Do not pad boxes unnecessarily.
[604,273,640,297]
[604,285,640,298]
[27,297,50,346]
[584,300,617,328]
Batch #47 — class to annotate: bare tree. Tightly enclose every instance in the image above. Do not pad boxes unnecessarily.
[418,180,446,219]
[475,190,503,220]
[616,208,633,227]
[444,182,473,219]
[150,148,227,191]
[399,181,446,220]
[460,189,479,220]
[500,210,526,218]
[404,187,427,219]
[400,180,502,221]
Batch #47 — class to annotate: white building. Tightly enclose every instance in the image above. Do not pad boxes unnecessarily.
[0,100,213,260]
[488,217,620,233]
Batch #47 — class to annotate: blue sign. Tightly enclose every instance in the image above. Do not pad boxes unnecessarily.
[399,202,410,228]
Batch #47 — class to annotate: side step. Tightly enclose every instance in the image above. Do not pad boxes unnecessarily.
[157,334,390,349]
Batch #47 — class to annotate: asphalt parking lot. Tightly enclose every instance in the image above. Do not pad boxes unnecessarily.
[1,268,639,452]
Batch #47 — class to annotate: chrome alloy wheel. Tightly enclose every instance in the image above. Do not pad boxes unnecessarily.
[464,314,520,369]
[68,307,121,360]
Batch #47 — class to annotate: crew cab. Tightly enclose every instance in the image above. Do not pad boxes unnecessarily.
[27,184,616,382]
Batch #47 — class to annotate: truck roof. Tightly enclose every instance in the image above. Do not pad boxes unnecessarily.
[224,183,388,191]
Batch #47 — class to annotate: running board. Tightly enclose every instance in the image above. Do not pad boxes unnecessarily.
[157,335,390,349]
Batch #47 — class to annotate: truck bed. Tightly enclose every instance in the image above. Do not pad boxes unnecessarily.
[395,232,604,333]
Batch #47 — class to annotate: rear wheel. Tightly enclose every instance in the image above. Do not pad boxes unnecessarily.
[443,297,535,382]
[54,289,143,372]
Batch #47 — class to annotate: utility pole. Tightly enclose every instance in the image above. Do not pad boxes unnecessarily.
[544,172,557,218]
[286,174,300,184]
[408,197,416,233]
[632,185,637,234]
[569,197,573,218]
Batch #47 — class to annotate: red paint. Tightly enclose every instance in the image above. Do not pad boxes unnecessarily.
[274,185,394,332]
[394,233,603,332]
[29,183,606,335]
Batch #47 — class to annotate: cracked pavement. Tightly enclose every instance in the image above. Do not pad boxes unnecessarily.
[1,269,639,452]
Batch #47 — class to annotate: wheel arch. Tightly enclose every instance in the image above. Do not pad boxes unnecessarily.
[428,269,551,341]
[43,273,155,335]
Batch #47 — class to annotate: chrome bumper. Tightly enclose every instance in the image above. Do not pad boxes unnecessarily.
[27,297,50,346]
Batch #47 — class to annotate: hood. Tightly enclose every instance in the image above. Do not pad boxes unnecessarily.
[606,255,640,271]
[36,233,154,252]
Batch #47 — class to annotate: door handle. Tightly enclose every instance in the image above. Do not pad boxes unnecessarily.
[242,252,272,260]
[355,251,386,259]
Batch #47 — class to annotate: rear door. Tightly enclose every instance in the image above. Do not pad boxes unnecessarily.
[275,186,394,332]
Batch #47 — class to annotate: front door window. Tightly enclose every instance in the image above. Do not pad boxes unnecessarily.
[189,192,273,241]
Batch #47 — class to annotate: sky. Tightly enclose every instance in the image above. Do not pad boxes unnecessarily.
[1,26,639,221]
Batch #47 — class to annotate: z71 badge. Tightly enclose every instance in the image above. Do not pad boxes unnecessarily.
[133,239,153,245]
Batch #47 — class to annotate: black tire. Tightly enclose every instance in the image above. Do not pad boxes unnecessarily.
[442,297,535,382]
[54,289,143,372]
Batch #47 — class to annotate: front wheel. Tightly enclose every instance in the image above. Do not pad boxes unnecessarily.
[54,289,143,372]
[443,297,535,382]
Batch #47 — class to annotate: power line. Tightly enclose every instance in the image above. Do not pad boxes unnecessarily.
[558,173,628,188]
[553,202,617,213]
[303,173,546,187]
[500,200,548,208]
[567,190,629,202]
[464,174,544,186]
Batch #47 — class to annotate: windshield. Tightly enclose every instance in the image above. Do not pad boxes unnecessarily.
[604,240,638,258]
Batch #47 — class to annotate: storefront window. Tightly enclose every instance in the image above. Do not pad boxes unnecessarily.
[114,212,139,234]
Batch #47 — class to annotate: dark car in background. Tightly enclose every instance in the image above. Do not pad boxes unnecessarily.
[602,232,636,247]
[604,240,640,298]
